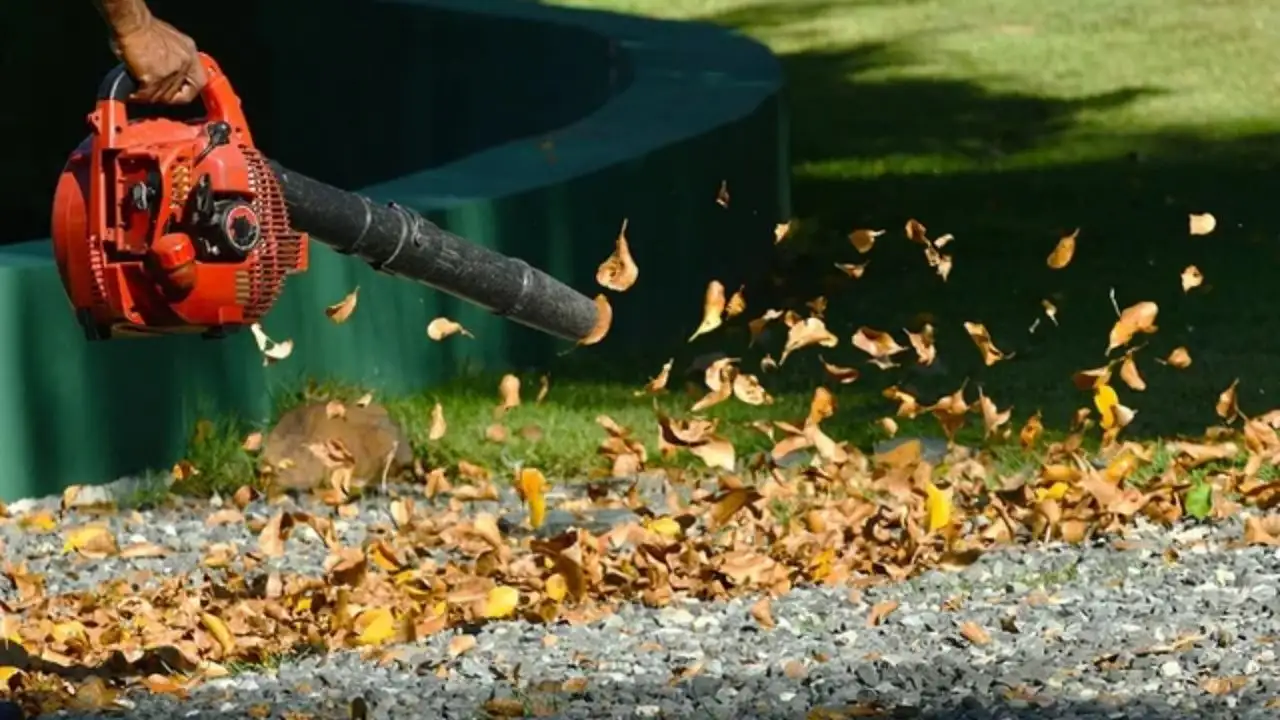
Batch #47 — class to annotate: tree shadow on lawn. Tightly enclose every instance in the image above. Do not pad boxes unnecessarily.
[549,2,1280,448]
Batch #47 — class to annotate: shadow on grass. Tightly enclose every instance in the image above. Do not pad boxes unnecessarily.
[531,1,1280,448]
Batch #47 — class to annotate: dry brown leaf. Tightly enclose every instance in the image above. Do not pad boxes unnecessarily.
[428,402,447,441]
[1162,347,1192,369]
[1047,229,1078,269]
[497,375,521,414]
[249,323,293,366]
[774,221,792,244]
[851,327,906,363]
[715,180,730,208]
[427,317,473,341]
[1189,212,1217,236]
[866,600,899,627]
[689,281,727,342]
[596,219,639,292]
[958,621,992,646]
[750,596,776,629]
[325,287,359,324]
[1119,353,1146,391]
[906,324,936,366]
[978,389,1012,439]
[819,356,859,384]
[849,229,884,254]
[726,286,747,319]
[537,375,550,404]
[780,317,838,364]
[1217,379,1241,422]
[834,261,869,279]
[1181,265,1203,292]
[963,322,1007,366]
[579,294,614,346]
[636,359,674,396]
[1107,301,1159,353]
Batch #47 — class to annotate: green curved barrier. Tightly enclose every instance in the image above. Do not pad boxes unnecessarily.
[0,0,786,500]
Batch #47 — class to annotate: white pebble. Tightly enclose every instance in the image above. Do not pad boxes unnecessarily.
[1160,660,1181,678]
[635,705,661,717]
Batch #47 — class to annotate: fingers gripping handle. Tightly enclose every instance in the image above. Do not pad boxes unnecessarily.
[94,53,248,142]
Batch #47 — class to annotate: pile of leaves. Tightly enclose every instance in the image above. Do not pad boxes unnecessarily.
[7,202,1280,716]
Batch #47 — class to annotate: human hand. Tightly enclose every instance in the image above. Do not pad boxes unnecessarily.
[111,17,207,104]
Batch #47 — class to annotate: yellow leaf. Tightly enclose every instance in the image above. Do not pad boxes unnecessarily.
[645,515,684,539]
[199,612,236,656]
[1035,482,1071,502]
[1095,383,1119,429]
[325,287,359,323]
[0,666,23,684]
[544,573,568,603]
[20,510,57,533]
[516,468,548,529]
[483,586,521,619]
[924,481,952,532]
[353,607,397,646]
[62,523,118,557]
[1047,229,1077,269]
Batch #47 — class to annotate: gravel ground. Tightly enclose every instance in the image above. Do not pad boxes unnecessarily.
[3,479,1280,719]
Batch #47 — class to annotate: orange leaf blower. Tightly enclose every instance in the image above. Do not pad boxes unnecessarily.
[52,53,599,342]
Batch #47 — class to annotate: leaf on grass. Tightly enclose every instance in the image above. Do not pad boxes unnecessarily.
[427,317,473,341]
[497,375,521,415]
[596,219,639,292]
[325,288,359,324]
[249,323,293,366]
[1047,229,1078,269]
[428,402,447,440]
[689,281,727,342]
[1186,481,1213,520]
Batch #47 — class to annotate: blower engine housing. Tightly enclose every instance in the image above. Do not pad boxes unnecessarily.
[51,54,307,341]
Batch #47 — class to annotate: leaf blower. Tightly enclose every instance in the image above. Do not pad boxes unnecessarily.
[51,53,601,342]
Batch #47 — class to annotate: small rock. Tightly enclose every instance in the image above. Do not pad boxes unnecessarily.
[1160,660,1181,678]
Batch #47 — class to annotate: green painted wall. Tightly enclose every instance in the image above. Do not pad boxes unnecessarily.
[0,0,786,500]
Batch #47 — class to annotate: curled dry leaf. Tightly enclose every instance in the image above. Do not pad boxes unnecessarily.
[867,599,899,627]
[325,287,359,324]
[596,219,639,292]
[819,356,859,384]
[780,317,838,364]
[963,322,1007,366]
[958,621,992,646]
[834,261,869,279]
[851,327,906,364]
[427,318,473,341]
[905,219,930,246]
[1047,229,1078,269]
[849,229,884,254]
[774,221,792,244]
[1181,265,1203,292]
[497,375,521,415]
[242,432,263,452]
[1162,347,1192,369]
[1120,353,1146,391]
[715,180,730,208]
[879,417,898,437]
[537,375,550,404]
[428,402,447,441]
[726,286,747,319]
[579,294,614,346]
[978,389,1012,439]
[1107,301,1159,354]
[688,281,727,342]
[906,324,936,366]
[1217,379,1240,422]
[1189,212,1217,236]
[636,359,674,396]
[748,309,783,347]
[249,323,293,366]
[732,373,773,406]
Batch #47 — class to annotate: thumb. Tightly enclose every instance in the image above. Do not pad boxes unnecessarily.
[170,80,201,105]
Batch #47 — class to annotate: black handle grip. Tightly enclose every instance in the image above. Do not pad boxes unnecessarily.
[96,63,139,102]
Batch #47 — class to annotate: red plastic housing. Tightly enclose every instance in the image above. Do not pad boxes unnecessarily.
[51,53,308,340]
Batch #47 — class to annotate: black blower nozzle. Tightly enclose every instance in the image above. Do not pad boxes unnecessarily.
[269,161,599,343]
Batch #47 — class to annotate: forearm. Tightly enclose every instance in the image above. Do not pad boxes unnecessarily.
[91,0,154,38]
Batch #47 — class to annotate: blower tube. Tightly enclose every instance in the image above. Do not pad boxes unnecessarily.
[268,162,600,343]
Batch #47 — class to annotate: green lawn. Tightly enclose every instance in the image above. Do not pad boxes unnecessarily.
[186,0,1280,490]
